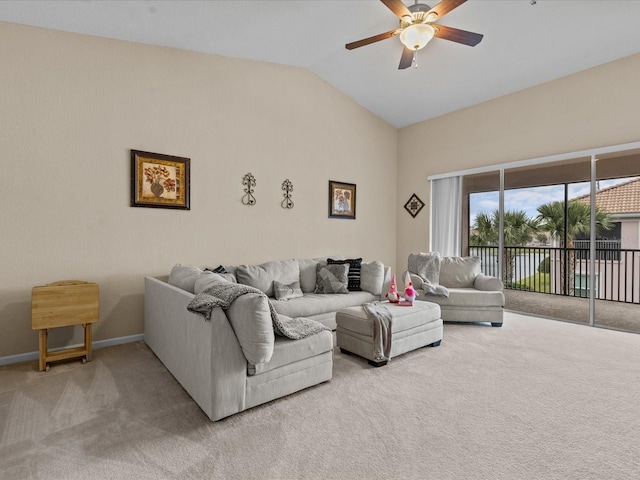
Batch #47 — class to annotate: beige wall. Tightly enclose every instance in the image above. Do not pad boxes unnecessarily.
[397,52,640,270]
[0,22,398,358]
[4,19,640,360]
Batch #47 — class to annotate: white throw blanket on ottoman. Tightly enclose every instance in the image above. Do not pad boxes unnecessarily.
[362,301,393,362]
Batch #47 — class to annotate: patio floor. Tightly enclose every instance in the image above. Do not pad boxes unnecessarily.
[503,289,640,334]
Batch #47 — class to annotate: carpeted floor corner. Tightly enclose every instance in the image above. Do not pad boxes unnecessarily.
[1,312,640,479]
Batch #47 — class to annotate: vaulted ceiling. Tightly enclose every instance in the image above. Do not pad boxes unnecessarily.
[2,0,640,128]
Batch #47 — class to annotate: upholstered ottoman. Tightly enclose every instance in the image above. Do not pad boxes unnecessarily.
[336,301,443,367]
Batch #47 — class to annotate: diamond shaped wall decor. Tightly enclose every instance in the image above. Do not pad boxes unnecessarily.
[404,193,425,218]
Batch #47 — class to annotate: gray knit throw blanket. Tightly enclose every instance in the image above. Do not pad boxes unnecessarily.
[363,301,393,362]
[408,252,450,298]
[187,283,329,340]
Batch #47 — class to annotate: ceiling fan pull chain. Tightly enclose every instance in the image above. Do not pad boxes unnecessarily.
[413,50,418,69]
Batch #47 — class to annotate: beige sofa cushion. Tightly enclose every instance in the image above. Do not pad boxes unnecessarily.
[439,256,481,288]
[193,271,231,294]
[271,290,378,318]
[248,328,332,376]
[298,258,324,293]
[168,264,203,293]
[422,288,504,307]
[360,260,385,295]
[298,256,345,293]
[235,259,299,297]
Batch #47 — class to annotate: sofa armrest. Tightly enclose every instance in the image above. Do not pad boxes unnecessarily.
[474,273,503,292]
[380,266,392,298]
[377,266,391,300]
[226,293,275,365]
[409,273,425,290]
[144,276,247,421]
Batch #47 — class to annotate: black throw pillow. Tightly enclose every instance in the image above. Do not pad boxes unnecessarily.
[205,265,227,274]
[327,258,362,291]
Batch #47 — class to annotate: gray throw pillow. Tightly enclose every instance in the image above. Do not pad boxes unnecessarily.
[298,255,344,293]
[314,263,349,294]
[327,257,362,291]
[273,281,304,301]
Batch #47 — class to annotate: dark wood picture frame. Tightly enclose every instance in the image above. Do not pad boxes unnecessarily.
[328,180,356,219]
[131,150,190,210]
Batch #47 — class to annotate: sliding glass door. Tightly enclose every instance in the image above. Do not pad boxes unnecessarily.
[591,152,640,332]
[464,170,500,277]
[501,158,592,325]
[459,148,640,333]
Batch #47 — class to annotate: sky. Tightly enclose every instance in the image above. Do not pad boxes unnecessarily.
[469,177,637,223]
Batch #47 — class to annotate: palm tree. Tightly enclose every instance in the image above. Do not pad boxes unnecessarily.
[536,200,613,295]
[471,210,540,283]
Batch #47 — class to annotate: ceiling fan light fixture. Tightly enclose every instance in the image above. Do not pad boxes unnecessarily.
[425,12,438,23]
[399,23,435,51]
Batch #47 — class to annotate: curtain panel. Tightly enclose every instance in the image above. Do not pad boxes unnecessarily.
[430,176,462,257]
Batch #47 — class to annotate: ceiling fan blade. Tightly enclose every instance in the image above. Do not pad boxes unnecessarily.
[434,24,483,46]
[398,46,414,70]
[427,0,467,20]
[345,29,399,50]
[380,0,412,20]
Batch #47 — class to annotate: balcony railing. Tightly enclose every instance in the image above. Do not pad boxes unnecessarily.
[469,245,640,304]
[574,239,621,260]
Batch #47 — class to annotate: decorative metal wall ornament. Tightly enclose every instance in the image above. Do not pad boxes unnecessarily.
[241,173,256,205]
[281,179,294,209]
[404,193,425,218]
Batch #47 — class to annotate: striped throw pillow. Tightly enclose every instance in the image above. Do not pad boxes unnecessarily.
[327,258,362,291]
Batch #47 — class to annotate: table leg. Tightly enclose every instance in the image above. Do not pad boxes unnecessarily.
[84,323,92,362]
[38,329,47,372]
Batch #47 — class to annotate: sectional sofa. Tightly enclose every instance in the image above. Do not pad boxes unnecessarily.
[144,256,390,421]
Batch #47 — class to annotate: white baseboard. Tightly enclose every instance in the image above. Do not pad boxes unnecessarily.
[0,334,145,367]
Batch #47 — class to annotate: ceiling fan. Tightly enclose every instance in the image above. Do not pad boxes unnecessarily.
[345,0,483,69]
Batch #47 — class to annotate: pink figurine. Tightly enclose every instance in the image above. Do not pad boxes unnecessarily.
[404,281,418,305]
[385,275,400,303]
[403,271,419,305]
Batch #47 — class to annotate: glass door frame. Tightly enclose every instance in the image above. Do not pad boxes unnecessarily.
[430,140,640,329]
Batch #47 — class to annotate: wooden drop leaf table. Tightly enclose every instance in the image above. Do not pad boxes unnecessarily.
[31,280,99,372]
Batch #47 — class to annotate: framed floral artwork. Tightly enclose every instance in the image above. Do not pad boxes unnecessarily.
[328,180,356,219]
[131,150,190,210]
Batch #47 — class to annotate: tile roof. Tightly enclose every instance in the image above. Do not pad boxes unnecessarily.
[574,178,640,214]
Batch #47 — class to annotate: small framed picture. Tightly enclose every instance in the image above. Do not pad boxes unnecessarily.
[328,180,356,219]
[131,150,190,210]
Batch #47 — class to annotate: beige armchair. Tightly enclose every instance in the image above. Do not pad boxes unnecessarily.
[408,253,505,327]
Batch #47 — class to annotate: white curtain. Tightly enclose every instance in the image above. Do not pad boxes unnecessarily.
[430,176,462,257]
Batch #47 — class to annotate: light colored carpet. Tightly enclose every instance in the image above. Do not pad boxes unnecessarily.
[504,289,640,333]
[1,312,640,480]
